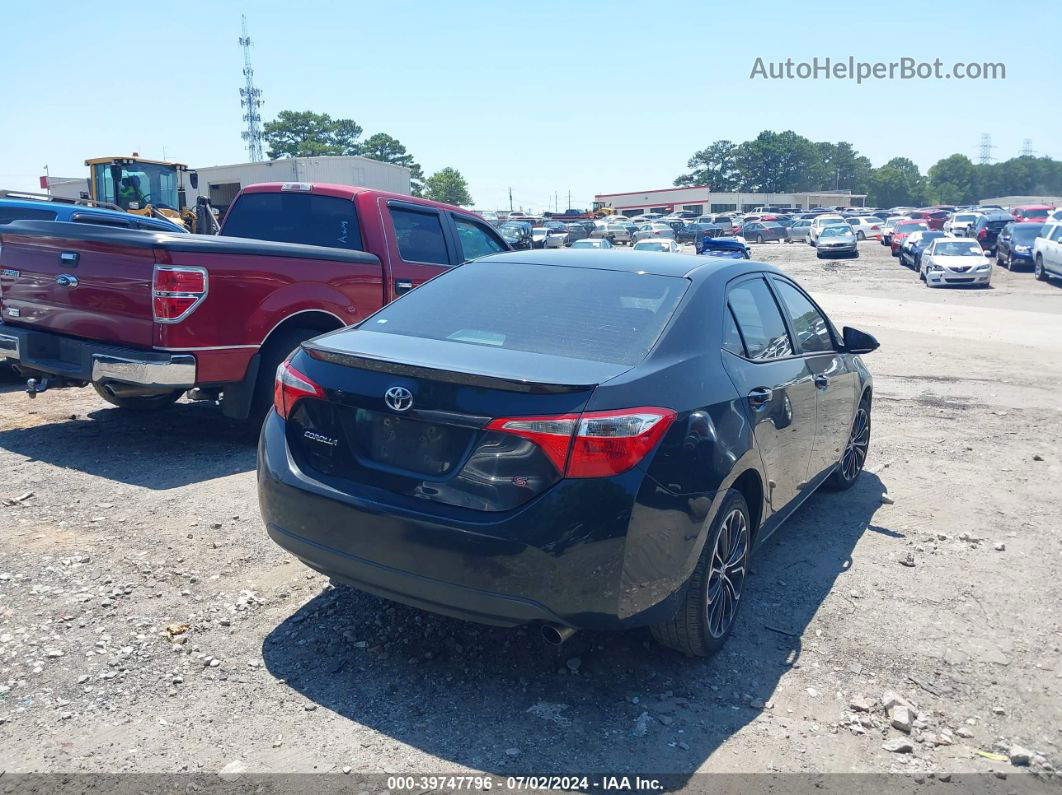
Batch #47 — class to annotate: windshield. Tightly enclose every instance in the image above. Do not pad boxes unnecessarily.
[362,262,688,365]
[819,218,846,226]
[572,239,603,248]
[934,242,984,256]
[92,161,180,211]
[821,227,851,238]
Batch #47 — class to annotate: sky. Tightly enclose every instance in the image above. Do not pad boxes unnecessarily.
[1,1,1057,212]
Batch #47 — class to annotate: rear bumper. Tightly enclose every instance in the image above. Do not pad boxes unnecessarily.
[0,323,195,388]
[257,411,696,630]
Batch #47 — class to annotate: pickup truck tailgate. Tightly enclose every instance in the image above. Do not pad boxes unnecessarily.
[0,221,157,348]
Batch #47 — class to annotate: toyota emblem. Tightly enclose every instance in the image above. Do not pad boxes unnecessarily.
[384,386,414,412]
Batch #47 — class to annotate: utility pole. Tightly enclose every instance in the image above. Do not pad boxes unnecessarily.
[1021,139,1034,157]
[509,187,513,213]
[567,190,571,211]
[239,15,265,162]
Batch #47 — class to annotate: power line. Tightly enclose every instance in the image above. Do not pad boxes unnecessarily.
[238,15,265,162]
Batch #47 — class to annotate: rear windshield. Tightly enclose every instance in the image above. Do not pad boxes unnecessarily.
[362,262,688,365]
[0,207,58,224]
[1011,225,1043,241]
[221,192,363,250]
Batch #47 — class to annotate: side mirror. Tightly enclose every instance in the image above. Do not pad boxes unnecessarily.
[842,326,879,354]
[189,171,199,190]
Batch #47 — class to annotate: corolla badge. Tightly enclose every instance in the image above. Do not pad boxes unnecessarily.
[303,430,338,447]
[384,386,413,412]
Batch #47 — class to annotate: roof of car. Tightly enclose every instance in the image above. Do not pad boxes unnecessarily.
[475,249,778,281]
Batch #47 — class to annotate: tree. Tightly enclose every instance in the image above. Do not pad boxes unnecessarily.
[674,140,740,191]
[359,132,425,196]
[733,130,820,192]
[927,154,979,205]
[263,111,362,159]
[866,157,928,208]
[423,167,472,206]
[815,141,873,194]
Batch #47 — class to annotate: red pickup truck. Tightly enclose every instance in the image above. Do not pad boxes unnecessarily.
[0,182,508,422]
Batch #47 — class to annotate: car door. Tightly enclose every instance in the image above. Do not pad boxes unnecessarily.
[721,275,819,510]
[1048,225,1062,272]
[769,276,859,481]
[381,200,458,297]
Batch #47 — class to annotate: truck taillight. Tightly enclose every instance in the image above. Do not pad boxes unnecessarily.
[487,407,677,478]
[273,360,323,420]
[152,265,208,323]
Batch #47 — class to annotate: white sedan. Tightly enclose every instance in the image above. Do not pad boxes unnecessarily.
[531,226,567,249]
[632,238,681,253]
[844,215,885,241]
[920,238,994,288]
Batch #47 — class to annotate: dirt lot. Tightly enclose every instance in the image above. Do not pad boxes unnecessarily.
[0,239,1059,786]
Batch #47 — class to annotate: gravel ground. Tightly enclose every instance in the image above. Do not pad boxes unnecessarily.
[0,238,1059,786]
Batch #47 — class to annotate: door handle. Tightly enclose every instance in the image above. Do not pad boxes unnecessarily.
[814,374,829,389]
[747,387,773,407]
[395,279,413,295]
[60,251,79,267]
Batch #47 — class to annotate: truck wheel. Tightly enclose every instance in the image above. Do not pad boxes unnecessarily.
[249,327,320,426]
[92,383,183,411]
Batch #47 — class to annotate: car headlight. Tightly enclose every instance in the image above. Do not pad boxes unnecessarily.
[977,263,990,270]
[930,262,943,271]
[1014,245,1030,253]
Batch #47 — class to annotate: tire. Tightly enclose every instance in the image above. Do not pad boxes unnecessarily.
[756,235,764,244]
[1035,256,1048,281]
[824,398,871,491]
[249,327,320,426]
[651,490,751,657]
[857,231,865,241]
[997,250,1006,268]
[816,251,823,259]
[93,382,183,412]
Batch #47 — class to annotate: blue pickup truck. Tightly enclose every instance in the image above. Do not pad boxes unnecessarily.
[0,191,186,233]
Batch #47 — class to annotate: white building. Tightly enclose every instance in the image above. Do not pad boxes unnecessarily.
[184,155,411,211]
[593,186,866,216]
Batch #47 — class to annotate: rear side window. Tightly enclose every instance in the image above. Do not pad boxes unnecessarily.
[454,217,506,261]
[722,307,745,356]
[771,280,834,353]
[727,278,793,360]
[363,262,688,365]
[391,207,449,265]
[0,207,58,224]
[222,192,362,250]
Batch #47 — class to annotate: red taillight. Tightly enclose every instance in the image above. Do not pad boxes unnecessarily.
[152,265,207,322]
[273,360,324,420]
[487,407,677,478]
[870,225,880,231]
[978,228,987,238]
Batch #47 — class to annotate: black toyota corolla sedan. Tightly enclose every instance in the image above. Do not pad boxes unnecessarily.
[258,250,877,656]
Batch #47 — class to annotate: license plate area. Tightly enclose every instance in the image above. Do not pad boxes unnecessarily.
[343,407,475,478]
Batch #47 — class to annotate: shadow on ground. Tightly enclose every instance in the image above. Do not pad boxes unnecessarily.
[263,473,886,781]
[0,398,256,489]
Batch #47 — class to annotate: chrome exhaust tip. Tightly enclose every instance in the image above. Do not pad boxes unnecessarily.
[540,623,576,646]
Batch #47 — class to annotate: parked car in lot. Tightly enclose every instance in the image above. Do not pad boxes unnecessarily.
[592,220,636,245]
[969,212,1014,253]
[0,182,508,422]
[532,226,566,248]
[815,225,858,258]
[995,222,1043,270]
[0,191,188,233]
[890,221,930,256]
[880,216,905,246]
[905,210,949,230]
[564,223,590,245]
[498,221,533,250]
[900,231,949,269]
[919,238,993,287]
[677,222,725,244]
[785,219,813,243]
[1010,204,1052,223]
[258,249,877,655]
[1033,219,1062,282]
[570,237,613,249]
[632,238,681,253]
[943,211,981,237]
[696,236,750,258]
[808,215,848,245]
[633,223,677,243]
[844,216,883,241]
[741,221,786,243]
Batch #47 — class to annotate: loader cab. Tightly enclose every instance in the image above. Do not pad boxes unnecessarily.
[86,156,194,214]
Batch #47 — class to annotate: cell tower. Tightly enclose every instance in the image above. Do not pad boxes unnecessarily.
[1021,139,1034,157]
[239,15,264,162]
[978,133,994,165]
